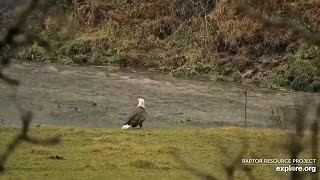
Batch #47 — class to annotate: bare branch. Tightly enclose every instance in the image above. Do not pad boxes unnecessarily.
[171,150,218,180]
[0,0,61,173]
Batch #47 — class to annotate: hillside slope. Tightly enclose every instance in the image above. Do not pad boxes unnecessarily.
[3,0,320,92]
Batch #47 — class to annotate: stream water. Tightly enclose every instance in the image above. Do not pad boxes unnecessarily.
[0,60,319,129]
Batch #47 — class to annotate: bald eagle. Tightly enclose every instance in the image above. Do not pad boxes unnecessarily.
[122,98,148,130]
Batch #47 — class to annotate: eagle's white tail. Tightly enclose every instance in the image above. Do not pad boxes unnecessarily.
[122,124,132,130]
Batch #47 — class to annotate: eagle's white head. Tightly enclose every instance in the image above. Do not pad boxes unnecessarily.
[137,98,145,108]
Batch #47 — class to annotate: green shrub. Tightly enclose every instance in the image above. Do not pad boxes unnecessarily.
[117,53,131,67]
[18,44,54,62]
[307,77,320,92]
[146,52,162,69]
[216,64,235,76]
[283,42,320,92]
[195,62,212,74]
[59,40,92,56]
[288,59,317,78]
[293,43,320,60]
[89,52,111,65]
[263,74,291,90]
[290,75,313,91]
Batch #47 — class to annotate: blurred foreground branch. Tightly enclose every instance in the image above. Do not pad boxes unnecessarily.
[311,105,319,180]
[171,140,251,180]
[237,0,320,46]
[0,0,60,174]
[0,0,50,85]
[0,111,60,172]
[171,150,218,180]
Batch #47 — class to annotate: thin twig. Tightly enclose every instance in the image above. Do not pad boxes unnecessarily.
[244,88,248,127]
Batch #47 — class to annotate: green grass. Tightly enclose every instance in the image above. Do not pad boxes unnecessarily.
[0,127,318,179]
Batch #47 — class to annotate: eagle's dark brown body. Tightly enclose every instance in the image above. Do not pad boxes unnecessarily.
[124,106,148,128]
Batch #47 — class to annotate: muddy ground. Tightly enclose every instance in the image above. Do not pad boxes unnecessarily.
[0,60,319,129]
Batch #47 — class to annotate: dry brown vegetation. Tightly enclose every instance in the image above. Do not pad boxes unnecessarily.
[0,1,320,179]
[3,0,319,92]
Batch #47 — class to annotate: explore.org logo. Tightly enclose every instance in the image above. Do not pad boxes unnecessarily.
[275,165,317,173]
[242,158,316,165]
[241,158,317,173]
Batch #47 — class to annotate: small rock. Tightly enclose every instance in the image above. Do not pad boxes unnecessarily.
[57,105,61,108]
[92,101,97,106]
[75,107,80,112]
[186,118,192,122]
[36,123,41,128]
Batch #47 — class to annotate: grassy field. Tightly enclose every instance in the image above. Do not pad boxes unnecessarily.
[0,127,318,179]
